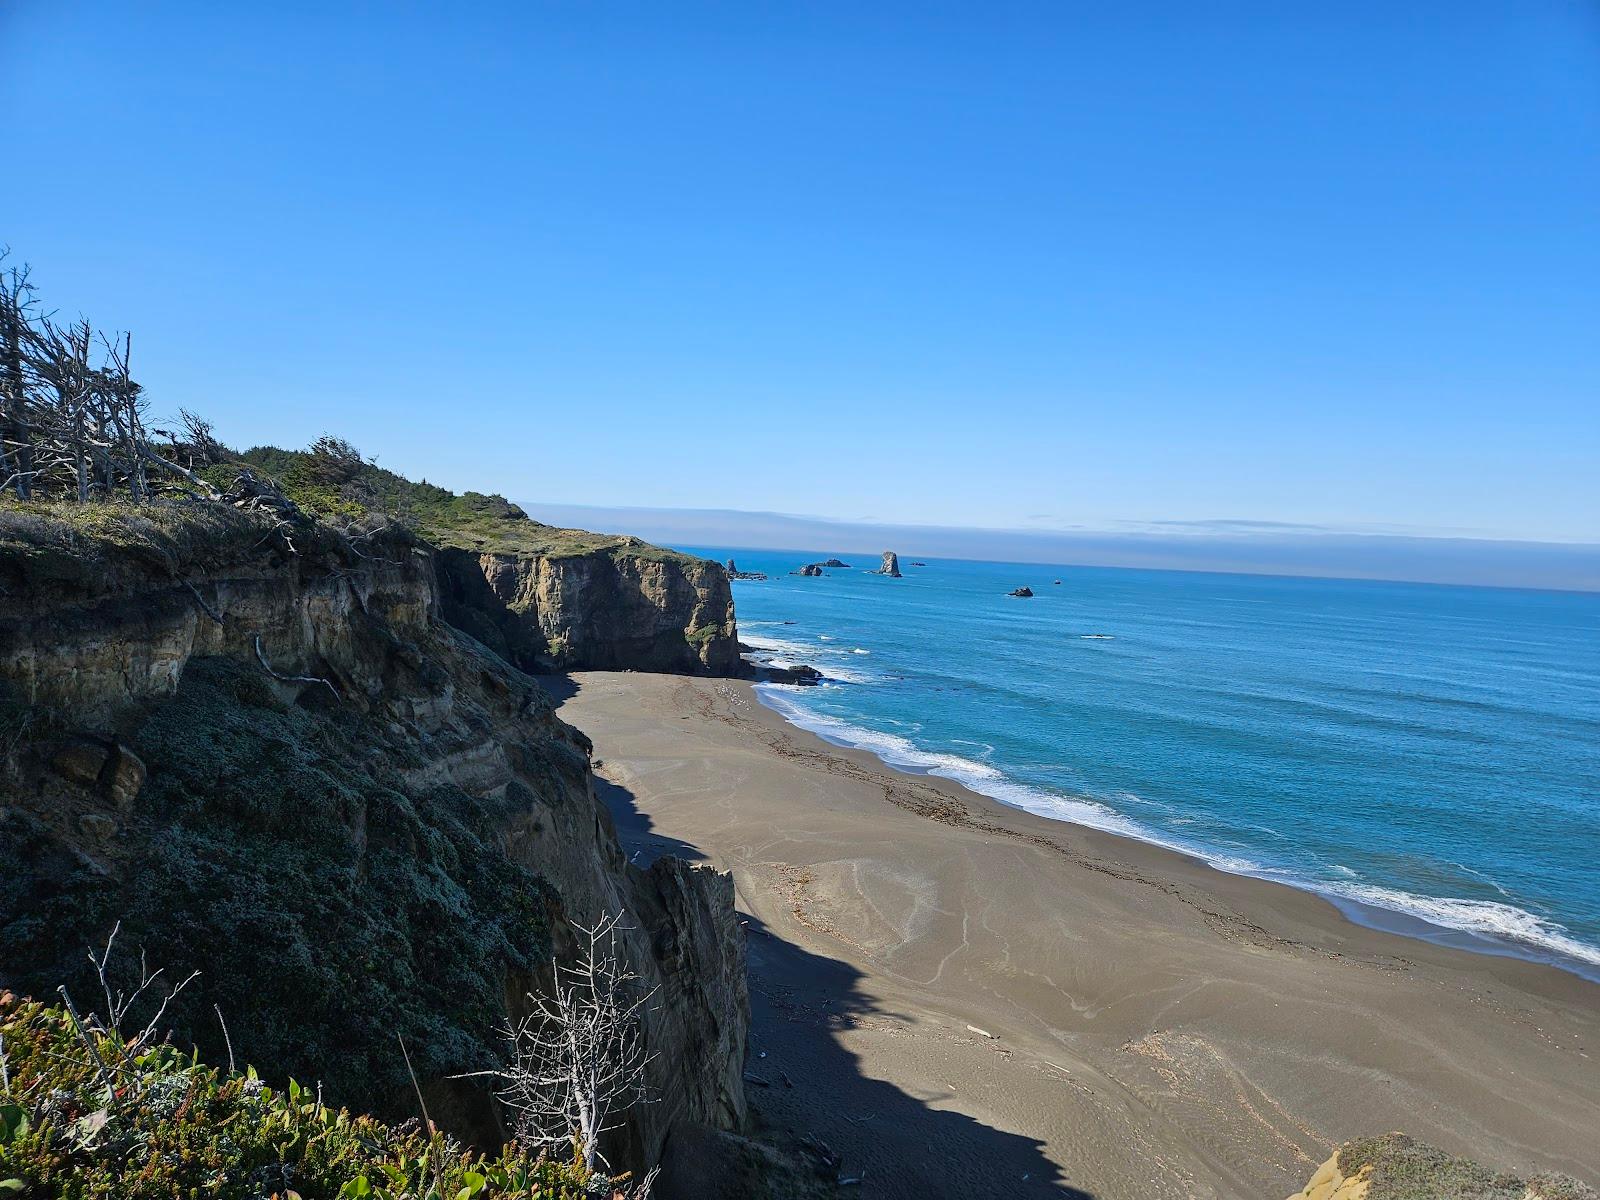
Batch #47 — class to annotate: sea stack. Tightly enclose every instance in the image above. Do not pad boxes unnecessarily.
[799,563,823,576]
[1009,586,1034,598]
[876,551,903,577]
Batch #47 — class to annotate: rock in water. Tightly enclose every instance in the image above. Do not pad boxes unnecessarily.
[798,563,824,577]
[821,558,850,568]
[1009,586,1034,597]
[875,551,902,577]
[761,663,823,686]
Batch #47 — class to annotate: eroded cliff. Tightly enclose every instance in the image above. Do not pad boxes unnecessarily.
[438,539,739,676]
[0,500,747,1170]
[231,446,742,677]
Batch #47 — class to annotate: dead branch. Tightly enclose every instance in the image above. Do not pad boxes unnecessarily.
[183,581,225,625]
[253,635,340,701]
[457,910,657,1175]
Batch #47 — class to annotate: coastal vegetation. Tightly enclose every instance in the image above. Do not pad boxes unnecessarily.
[1288,1135,1595,1200]
[0,990,604,1199]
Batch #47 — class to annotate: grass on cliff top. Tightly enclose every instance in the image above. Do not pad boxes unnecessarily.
[1337,1134,1595,1200]
[0,992,598,1200]
[0,498,293,597]
[231,442,704,566]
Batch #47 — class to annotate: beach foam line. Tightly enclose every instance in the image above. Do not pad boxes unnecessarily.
[1324,884,1600,971]
[755,685,1196,848]
[751,684,1600,979]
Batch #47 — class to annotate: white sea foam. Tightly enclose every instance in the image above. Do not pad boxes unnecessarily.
[751,685,1600,975]
[742,634,879,684]
[852,648,871,655]
[1326,884,1600,969]
[755,686,1191,848]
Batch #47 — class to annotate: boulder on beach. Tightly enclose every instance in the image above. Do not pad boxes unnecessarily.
[1009,586,1034,598]
[873,551,902,578]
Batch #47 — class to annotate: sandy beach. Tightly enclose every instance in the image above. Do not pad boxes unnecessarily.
[547,672,1600,1199]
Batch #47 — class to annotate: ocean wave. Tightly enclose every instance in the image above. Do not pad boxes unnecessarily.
[742,634,880,684]
[751,685,1600,977]
[755,686,1201,850]
[1325,884,1600,970]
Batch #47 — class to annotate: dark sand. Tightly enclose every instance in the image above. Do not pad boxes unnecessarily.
[548,672,1599,1199]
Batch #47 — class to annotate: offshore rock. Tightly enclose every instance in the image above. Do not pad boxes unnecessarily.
[873,551,902,577]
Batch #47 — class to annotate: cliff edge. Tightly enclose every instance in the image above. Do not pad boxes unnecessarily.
[0,498,747,1171]
[235,444,741,677]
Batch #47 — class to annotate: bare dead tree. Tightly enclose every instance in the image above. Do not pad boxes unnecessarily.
[460,911,657,1176]
[100,331,147,499]
[30,317,95,502]
[0,255,228,505]
[57,920,201,1101]
[0,250,38,498]
[178,407,222,466]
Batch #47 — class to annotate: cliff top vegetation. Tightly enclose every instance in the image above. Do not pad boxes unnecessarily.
[230,440,703,567]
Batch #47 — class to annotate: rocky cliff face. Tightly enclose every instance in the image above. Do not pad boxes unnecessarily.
[438,543,740,677]
[0,502,746,1170]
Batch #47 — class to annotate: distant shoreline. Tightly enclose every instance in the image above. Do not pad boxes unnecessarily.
[750,681,1600,985]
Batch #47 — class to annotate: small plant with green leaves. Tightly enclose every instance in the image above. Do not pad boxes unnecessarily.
[0,990,613,1199]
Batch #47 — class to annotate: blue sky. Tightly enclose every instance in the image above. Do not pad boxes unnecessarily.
[3,2,1597,549]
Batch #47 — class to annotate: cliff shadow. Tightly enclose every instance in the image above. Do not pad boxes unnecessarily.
[594,772,706,866]
[534,672,583,706]
[593,773,1092,1198]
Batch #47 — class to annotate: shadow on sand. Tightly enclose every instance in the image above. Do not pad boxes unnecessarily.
[541,674,1094,1199]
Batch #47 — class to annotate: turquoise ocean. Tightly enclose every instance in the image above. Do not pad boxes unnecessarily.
[681,548,1600,980]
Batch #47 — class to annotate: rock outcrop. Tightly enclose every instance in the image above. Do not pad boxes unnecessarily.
[759,663,823,686]
[797,563,823,577]
[820,558,849,568]
[872,551,902,577]
[1286,1135,1595,1200]
[1009,586,1034,597]
[438,541,739,676]
[725,558,768,581]
[0,501,747,1173]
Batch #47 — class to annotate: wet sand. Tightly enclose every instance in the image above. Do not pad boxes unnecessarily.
[548,672,1599,1199]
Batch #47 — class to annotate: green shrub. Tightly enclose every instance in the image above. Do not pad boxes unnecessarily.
[0,992,598,1199]
[1338,1134,1595,1200]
